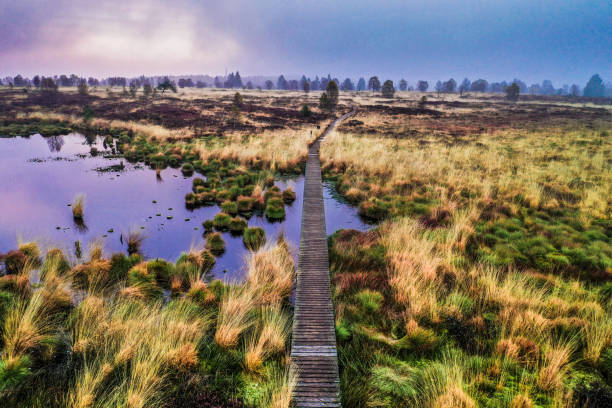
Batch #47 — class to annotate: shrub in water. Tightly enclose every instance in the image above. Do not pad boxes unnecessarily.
[3,250,26,275]
[243,227,266,250]
[41,248,70,276]
[265,197,286,221]
[185,192,197,208]
[146,258,175,288]
[206,232,226,255]
[264,185,281,202]
[109,252,141,282]
[202,219,214,234]
[221,201,238,216]
[229,217,247,234]
[72,194,85,220]
[237,195,254,213]
[127,263,162,298]
[358,199,390,221]
[181,162,194,176]
[213,212,232,231]
[282,187,297,204]
[192,177,205,191]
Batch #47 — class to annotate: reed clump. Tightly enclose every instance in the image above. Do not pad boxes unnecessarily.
[72,193,85,220]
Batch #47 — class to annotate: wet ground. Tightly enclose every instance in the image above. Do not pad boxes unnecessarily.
[0,133,371,281]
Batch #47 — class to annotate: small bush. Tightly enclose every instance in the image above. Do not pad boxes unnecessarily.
[221,201,238,215]
[202,219,214,233]
[229,217,247,234]
[355,290,384,313]
[206,232,226,255]
[181,162,194,175]
[282,187,296,204]
[243,227,266,250]
[213,213,232,231]
[265,197,286,221]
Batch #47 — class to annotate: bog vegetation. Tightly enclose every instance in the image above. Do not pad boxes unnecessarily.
[0,83,611,407]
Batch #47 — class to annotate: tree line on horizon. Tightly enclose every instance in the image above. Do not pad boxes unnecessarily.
[2,72,610,99]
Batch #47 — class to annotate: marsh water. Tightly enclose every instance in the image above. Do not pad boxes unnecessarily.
[0,133,370,280]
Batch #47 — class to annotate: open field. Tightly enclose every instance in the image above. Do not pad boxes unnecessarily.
[1,86,611,407]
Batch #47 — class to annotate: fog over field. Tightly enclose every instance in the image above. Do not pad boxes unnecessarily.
[1,0,610,84]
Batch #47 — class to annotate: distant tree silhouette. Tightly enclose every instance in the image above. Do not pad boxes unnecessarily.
[442,78,456,93]
[417,80,428,92]
[234,72,243,88]
[233,92,243,107]
[277,75,288,90]
[143,83,153,98]
[541,80,555,95]
[458,78,471,96]
[40,77,58,93]
[399,79,407,91]
[583,74,605,98]
[13,75,26,87]
[320,76,330,91]
[303,80,310,93]
[512,79,527,94]
[357,78,366,91]
[288,79,299,90]
[214,76,223,88]
[435,81,442,97]
[470,79,488,92]
[368,76,381,91]
[320,80,339,113]
[505,82,520,101]
[341,78,354,91]
[265,80,274,90]
[33,75,41,88]
[196,80,206,88]
[157,77,176,93]
[246,81,253,90]
[381,80,395,98]
[311,76,321,91]
[77,80,89,95]
[569,84,581,97]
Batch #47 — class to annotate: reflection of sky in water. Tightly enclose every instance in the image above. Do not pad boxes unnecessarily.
[0,133,371,281]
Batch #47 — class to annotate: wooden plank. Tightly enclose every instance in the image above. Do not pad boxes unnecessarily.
[290,110,355,408]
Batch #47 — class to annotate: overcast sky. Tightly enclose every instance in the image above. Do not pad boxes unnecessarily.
[1,0,610,85]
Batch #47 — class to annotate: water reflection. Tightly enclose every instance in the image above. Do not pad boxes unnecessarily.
[0,133,372,281]
[46,135,64,152]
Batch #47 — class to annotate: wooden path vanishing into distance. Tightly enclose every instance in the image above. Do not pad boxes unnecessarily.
[290,109,355,408]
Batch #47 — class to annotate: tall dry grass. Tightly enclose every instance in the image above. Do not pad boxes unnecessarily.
[321,127,611,218]
[195,127,318,171]
[67,296,208,408]
[18,111,192,141]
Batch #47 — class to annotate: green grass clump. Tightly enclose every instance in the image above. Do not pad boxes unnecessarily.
[221,201,238,215]
[146,258,175,288]
[202,219,214,233]
[181,162,194,175]
[358,198,391,221]
[243,227,266,250]
[265,197,286,221]
[229,217,247,234]
[185,192,197,208]
[355,289,383,313]
[128,263,163,298]
[281,187,296,204]
[213,212,232,231]
[237,195,254,213]
[206,232,226,255]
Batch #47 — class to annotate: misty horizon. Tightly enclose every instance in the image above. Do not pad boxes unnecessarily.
[2,1,610,85]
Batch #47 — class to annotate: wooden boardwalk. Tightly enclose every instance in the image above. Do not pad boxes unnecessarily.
[291,110,354,408]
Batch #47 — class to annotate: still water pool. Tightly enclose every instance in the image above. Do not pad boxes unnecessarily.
[0,133,371,280]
